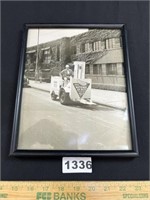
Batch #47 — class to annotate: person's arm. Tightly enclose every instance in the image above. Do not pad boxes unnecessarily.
[60,69,65,79]
[59,70,63,77]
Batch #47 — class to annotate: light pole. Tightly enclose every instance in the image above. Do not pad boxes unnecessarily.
[35,28,40,82]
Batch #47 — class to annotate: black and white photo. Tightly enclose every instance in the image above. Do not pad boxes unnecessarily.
[10,24,138,156]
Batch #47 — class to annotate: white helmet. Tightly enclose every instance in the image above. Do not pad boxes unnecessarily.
[65,65,69,68]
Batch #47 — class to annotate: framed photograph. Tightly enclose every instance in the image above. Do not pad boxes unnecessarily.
[10,24,138,157]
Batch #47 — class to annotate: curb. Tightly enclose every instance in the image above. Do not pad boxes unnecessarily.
[93,101,125,111]
[29,85,125,111]
[29,85,50,93]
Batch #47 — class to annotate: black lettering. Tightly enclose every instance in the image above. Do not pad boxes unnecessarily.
[72,161,78,169]
[79,161,85,169]
[65,161,70,169]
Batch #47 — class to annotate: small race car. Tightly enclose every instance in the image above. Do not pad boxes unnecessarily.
[50,61,95,105]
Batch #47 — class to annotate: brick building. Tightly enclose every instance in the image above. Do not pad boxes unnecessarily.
[25,29,125,91]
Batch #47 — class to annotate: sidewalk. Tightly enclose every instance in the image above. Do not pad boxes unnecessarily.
[29,80,127,110]
[29,80,51,92]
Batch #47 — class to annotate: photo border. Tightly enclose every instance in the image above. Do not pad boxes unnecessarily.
[10,24,139,157]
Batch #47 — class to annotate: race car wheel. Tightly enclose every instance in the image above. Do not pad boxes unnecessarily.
[51,91,57,100]
[59,90,70,105]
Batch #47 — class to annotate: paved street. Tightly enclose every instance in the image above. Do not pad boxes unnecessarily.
[18,88,132,150]
[29,80,127,110]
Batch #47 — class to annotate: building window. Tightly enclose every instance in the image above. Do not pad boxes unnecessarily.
[106,37,121,49]
[101,41,106,49]
[106,39,113,49]
[43,49,51,64]
[71,46,76,55]
[95,41,100,51]
[85,43,89,52]
[85,64,90,74]
[93,64,102,74]
[91,41,105,51]
[106,63,117,75]
[80,43,85,53]
[26,52,36,64]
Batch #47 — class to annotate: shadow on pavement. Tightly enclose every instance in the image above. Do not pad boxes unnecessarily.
[18,119,78,150]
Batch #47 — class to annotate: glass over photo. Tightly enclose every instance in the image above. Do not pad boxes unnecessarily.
[17,28,132,151]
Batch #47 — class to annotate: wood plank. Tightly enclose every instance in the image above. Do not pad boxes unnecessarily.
[0,181,149,200]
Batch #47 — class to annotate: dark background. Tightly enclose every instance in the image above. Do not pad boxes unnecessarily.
[1,1,149,180]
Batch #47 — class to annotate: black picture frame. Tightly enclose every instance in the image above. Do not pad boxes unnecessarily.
[10,24,139,157]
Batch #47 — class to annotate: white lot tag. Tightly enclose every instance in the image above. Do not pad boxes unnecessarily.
[62,157,92,173]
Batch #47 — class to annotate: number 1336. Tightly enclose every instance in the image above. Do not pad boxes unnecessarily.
[63,157,92,173]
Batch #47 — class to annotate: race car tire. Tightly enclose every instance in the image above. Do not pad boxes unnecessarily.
[59,90,70,105]
[51,91,57,100]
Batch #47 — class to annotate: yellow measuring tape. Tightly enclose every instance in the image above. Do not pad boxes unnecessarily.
[0,181,149,200]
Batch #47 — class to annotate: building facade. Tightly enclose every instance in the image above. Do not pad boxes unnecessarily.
[25,29,125,91]
[25,37,70,81]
